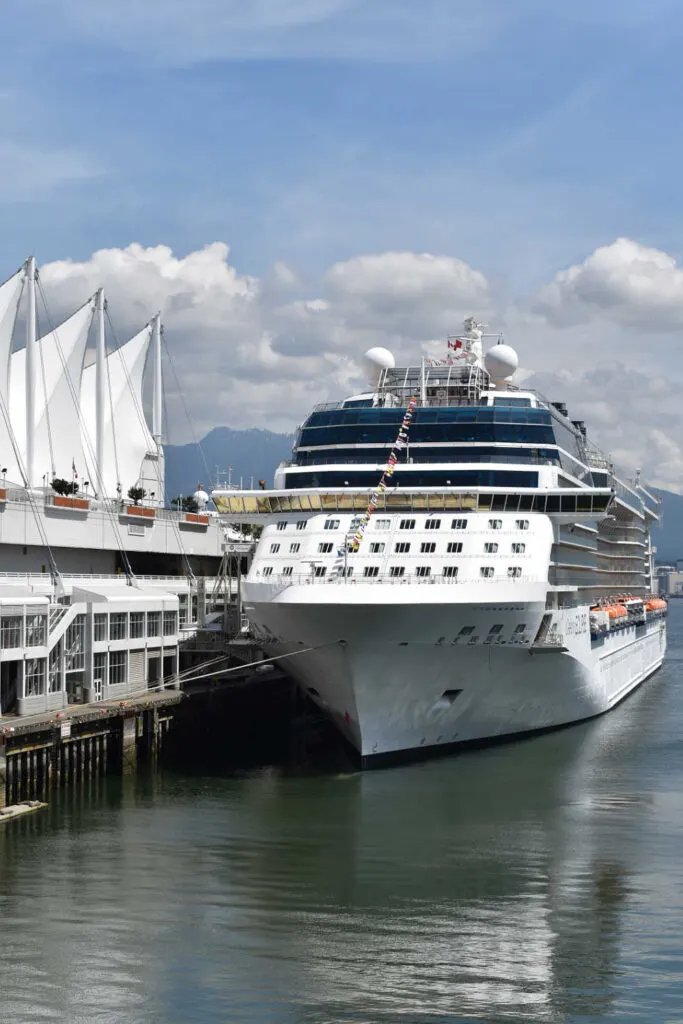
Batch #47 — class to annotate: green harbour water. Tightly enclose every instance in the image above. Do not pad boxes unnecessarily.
[1,605,683,1023]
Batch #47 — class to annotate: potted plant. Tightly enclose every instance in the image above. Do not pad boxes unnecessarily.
[50,478,88,510]
[125,485,155,519]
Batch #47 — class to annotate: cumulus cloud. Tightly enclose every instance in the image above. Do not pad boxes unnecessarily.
[533,237,683,330]
[31,235,683,492]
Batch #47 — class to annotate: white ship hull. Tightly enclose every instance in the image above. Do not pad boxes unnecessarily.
[243,582,667,766]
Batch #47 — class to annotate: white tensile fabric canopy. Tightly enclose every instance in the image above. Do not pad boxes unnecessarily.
[80,323,155,497]
[0,268,24,483]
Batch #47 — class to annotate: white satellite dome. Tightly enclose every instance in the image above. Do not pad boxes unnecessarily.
[193,485,210,509]
[363,346,395,383]
[484,344,518,380]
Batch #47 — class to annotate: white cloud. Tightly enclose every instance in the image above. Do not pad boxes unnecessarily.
[0,139,100,198]
[31,235,683,492]
[533,237,683,330]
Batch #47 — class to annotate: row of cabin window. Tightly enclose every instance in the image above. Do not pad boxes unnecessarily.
[275,517,531,533]
[260,565,524,579]
[269,540,526,555]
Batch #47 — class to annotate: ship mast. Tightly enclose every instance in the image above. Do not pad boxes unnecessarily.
[24,256,36,488]
[95,287,106,495]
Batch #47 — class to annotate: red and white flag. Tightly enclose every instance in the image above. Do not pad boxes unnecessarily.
[447,338,463,351]
[72,459,78,480]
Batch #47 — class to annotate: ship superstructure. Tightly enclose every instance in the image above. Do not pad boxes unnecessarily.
[213,321,666,766]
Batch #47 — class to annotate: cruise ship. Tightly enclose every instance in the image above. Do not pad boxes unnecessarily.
[213,318,667,767]
[0,258,248,720]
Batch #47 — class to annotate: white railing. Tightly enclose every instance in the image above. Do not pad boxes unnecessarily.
[255,572,544,587]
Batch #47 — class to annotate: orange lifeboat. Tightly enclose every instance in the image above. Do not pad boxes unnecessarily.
[605,604,628,620]
[646,598,667,611]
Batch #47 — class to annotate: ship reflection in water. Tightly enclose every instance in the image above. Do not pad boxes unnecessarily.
[1,607,682,1023]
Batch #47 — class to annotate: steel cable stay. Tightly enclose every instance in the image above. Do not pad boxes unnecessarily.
[34,293,57,481]
[160,329,213,490]
[35,280,137,586]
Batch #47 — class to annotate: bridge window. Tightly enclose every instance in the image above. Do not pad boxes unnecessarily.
[374,518,391,530]
[421,542,436,553]
[425,518,441,530]
[290,543,301,553]
[262,567,273,577]
[514,623,527,633]
[318,542,333,553]
[447,542,463,553]
[458,626,475,635]
[489,624,503,634]
[339,567,353,577]
[480,566,494,578]
[442,566,458,578]
[282,566,293,576]
[451,518,468,530]
[270,543,281,553]
[516,519,530,530]
[484,542,498,554]
[313,566,327,577]
[395,542,411,553]
[324,519,340,530]
[364,566,380,578]
[390,566,405,577]
[508,566,522,578]
[400,518,416,530]
[276,521,287,531]
[511,542,526,554]
[296,520,308,531]
[415,566,431,577]
[488,519,503,530]
[369,542,386,553]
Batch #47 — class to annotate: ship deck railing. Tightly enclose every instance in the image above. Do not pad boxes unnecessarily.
[213,487,614,518]
[282,453,561,468]
[254,572,546,588]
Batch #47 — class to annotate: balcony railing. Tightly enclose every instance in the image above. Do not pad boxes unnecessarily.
[254,572,544,588]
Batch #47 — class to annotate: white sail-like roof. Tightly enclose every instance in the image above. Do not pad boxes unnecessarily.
[81,322,155,497]
[10,298,96,485]
[0,268,25,483]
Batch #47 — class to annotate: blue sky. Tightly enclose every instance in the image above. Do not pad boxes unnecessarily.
[2,0,682,291]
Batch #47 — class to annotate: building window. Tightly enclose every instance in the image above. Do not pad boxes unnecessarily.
[282,566,293,577]
[24,658,46,697]
[451,518,468,530]
[374,519,391,530]
[48,643,61,693]
[324,519,340,530]
[318,542,333,553]
[514,623,527,633]
[93,652,107,687]
[93,613,107,642]
[130,612,145,638]
[389,566,405,577]
[110,612,127,641]
[447,542,463,553]
[147,612,161,637]
[420,542,436,553]
[277,521,287,531]
[364,566,380,578]
[415,566,431,577]
[163,612,177,636]
[488,519,503,530]
[400,519,416,530]
[262,567,273,577]
[270,543,281,553]
[511,542,526,554]
[442,566,459,578]
[480,566,494,578]
[489,624,503,634]
[290,542,301,553]
[1,616,22,648]
[369,542,385,553]
[65,616,86,671]
[484,542,498,554]
[516,519,530,530]
[313,566,327,577]
[109,650,126,686]
[425,519,441,530]
[25,614,46,647]
[394,542,411,553]
[508,566,522,578]
[296,520,307,531]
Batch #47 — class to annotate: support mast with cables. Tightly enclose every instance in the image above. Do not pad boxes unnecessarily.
[95,287,106,496]
[24,257,36,489]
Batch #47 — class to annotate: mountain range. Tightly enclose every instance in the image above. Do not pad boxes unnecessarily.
[165,427,683,564]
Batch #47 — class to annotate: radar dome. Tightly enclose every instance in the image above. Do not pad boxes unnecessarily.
[484,344,518,380]
[363,346,395,383]
[193,485,210,510]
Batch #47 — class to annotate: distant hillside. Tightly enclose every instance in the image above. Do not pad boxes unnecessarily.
[165,429,683,560]
[164,426,293,499]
